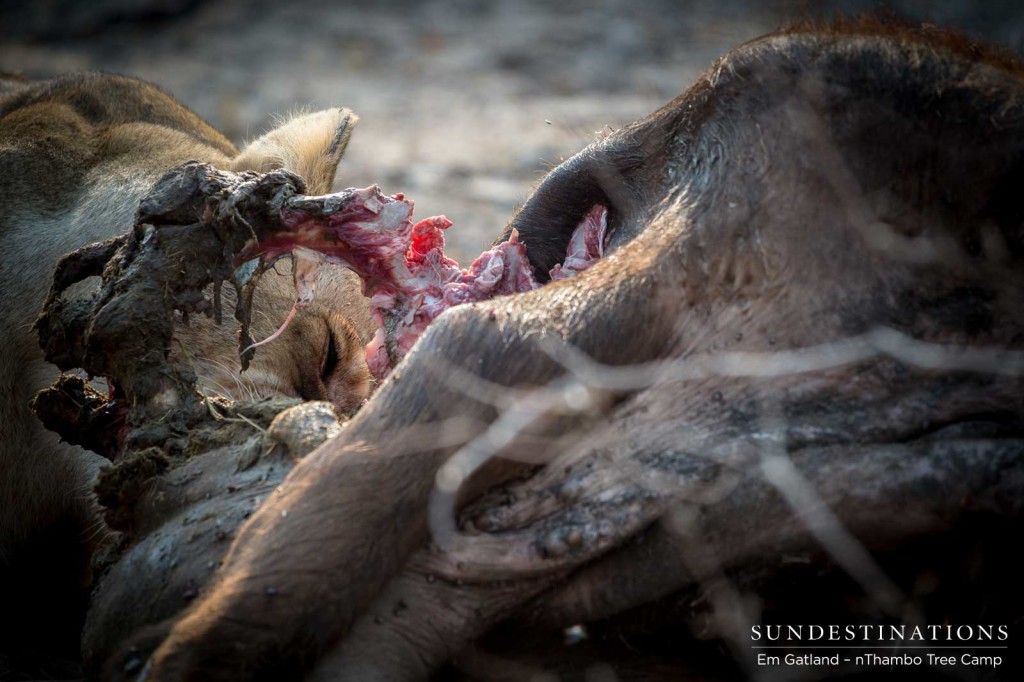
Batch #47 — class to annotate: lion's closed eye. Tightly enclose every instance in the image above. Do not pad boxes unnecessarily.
[318,314,371,414]
[322,327,340,380]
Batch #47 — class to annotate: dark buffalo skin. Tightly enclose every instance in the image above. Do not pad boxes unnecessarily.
[107,19,1024,681]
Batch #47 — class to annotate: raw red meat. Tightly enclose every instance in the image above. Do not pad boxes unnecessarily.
[238,186,607,379]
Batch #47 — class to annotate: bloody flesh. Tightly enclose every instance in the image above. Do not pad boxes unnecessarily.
[237,186,607,379]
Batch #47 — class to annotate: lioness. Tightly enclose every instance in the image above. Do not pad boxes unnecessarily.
[0,72,372,655]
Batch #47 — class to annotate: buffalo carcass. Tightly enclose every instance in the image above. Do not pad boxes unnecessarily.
[98,19,1023,681]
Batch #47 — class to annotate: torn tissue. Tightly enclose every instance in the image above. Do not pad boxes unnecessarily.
[237,186,607,379]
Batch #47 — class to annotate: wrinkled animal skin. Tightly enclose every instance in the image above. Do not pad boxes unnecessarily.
[101,19,1024,681]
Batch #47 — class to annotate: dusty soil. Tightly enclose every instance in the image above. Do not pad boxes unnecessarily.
[3,0,1022,263]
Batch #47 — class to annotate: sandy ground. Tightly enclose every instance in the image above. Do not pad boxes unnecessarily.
[3,0,1022,262]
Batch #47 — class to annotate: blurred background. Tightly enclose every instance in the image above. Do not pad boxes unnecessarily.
[1,0,1022,261]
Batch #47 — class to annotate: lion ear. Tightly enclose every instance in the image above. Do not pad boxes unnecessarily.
[231,107,358,194]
